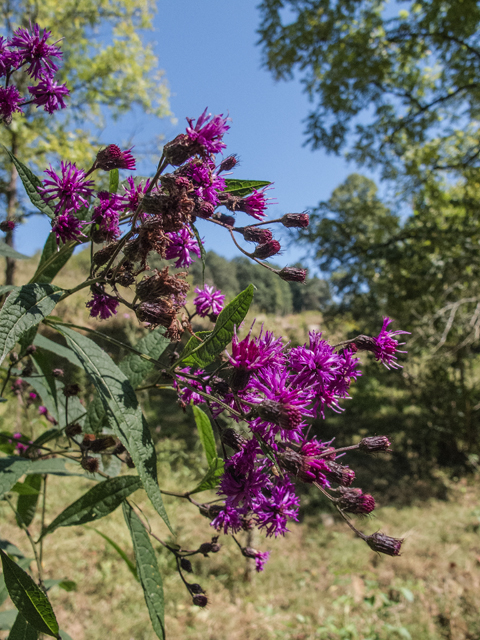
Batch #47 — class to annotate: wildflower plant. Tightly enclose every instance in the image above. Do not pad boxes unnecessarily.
[0,23,408,640]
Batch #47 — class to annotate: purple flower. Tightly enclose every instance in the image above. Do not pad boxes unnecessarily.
[174,367,210,406]
[181,159,225,206]
[194,284,225,317]
[229,324,286,373]
[289,332,343,417]
[165,228,201,268]
[12,432,30,454]
[38,405,48,415]
[0,86,23,122]
[371,317,409,369]
[228,438,262,475]
[0,37,21,76]
[331,348,362,397]
[220,465,266,509]
[28,75,69,113]
[10,23,62,80]
[238,188,271,221]
[95,145,136,171]
[41,162,95,214]
[186,108,230,155]
[210,504,245,534]
[253,477,300,537]
[253,550,270,572]
[51,212,86,244]
[121,176,151,213]
[92,192,122,241]
[86,292,119,320]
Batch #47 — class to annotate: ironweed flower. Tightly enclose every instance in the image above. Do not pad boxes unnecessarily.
[194,284,225,317]
[41,162,94,214]
[86,291,119,320]
[354,317,409,369]
[185,108,230,155]
[0,86,23,123]
[28,76,69,113]
[10,23,62,80]
[51,212,86,244]
[95,144,136,171]
[165,228,201,268]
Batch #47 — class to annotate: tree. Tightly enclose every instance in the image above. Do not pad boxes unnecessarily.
[1,0,171,283]
[258,0,480,186]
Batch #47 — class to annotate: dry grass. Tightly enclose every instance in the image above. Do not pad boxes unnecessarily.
[1,454,480,640]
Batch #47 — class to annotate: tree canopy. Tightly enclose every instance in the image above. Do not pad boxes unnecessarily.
[258,0,480,186]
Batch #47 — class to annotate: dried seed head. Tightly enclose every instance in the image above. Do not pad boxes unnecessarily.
[180,558,193,573]
[113,441,126,455]
[125,454,135,468]
[26,345,36,355]
[90,436,116,453]
[136,267,189,302]
[163,133,197,166]
[65,423,82,437]
[188,583,204,594]
[93,243,119,267]
[0,220,15,232]
[81,456,99,473]
[136,300,177,328]
[63,384,81,397]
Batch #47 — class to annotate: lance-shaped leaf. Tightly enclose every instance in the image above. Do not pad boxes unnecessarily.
[0,458,32,498]
[179,284,254,368]
[0,550,59,637]
[16,475,42,528]
[30,235,75,285]
[190,458,225,495]
[84,327,169,433]
[109,168,119,193]
[31,350,57,413]
[3,147,55,220]
[0,284,17,297]
[7,612,38,640]
[86,527,138,581]
[33,334,82,368]
[0,243,28,261]
[192,405,217,465]
[0,284,63,367]
[223,178,271,198]
[53,326,172,532]
[123,502,165,640]
[43,476,142,536]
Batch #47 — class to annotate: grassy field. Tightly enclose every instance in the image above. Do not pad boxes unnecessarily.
[1,446,480,640]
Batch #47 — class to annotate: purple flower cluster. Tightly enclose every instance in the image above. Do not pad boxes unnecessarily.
[165,228,202,268]
[194,285,225,317]
[0,24,69,122]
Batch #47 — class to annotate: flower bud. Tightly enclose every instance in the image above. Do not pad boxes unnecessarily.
[188,583,205,594]
[359,436,391,453]
[323,461,355,487]
[81,456,100,473]
[242,226,273,244]
[338,488,375,514]
[52,368,64,377]
[195,200,215,220]
[253,240,281,259]
[113,441,126,455]
[221,428,247,452]
[180,558,193,573]
[21,363,33,377]
[281,213,309,228]
[214,212,235,227]
[210,376,230,395]
[366,531,403,556]
[256,399,302,431]
[278,267,307,283]
[125,453,135,468]
[218,155,238,172]
[95,144,135,171]
[93,243,119,267]
[136,268,189,302]
[90,436,116,453]
[65,423,82,437]
[9,352,18,363]
[0,220,15,232]
[63,384,81,397]
[164,133,198,166]
[26,345,36,355]
[192,594,208,607]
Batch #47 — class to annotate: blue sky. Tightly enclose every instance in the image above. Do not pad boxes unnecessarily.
[16,0,361,269]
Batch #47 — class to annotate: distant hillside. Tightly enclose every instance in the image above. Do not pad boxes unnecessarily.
[189,251,330,315]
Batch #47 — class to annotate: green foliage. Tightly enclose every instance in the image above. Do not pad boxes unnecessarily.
[0,549,59,637]
[8,612,38,640]
[123,502,165,640]
[180,284,254,368]
[190,405,224,494]
[43,476,142,536]
[258,0,480,185]
[30,235,76,285]
[223,179,271,197]
[16,475,42,528]
[54,325,172,532]
[0,284,63,366]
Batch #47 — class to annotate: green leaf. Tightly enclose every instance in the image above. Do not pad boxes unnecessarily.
[24,377,85,430]
[179,284,254,368]
[109,168,119,194]
[53,326,172,532]
[223,179,271,198]
[0,284,63,367]
[31,350,58,413]
[33,335,82,368]
[0,458,32,498]
[43,476,142,536]
[84,327,170,434]
[43,580,76,593]
[86,527,138,581]
[2,148,55,220]
[0,243,28,261]
[123,502,164,640]
[190,458,225,494]
[31,428,63,449]
[192,405,217,465]
[30,235,75,285]
[0,285,17,297]
[18,327,39,358]
[0,549,59,637]
[16,475,42,528]
[7,612,38,640]
[11,481,40,496]
[191,223,206,285]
